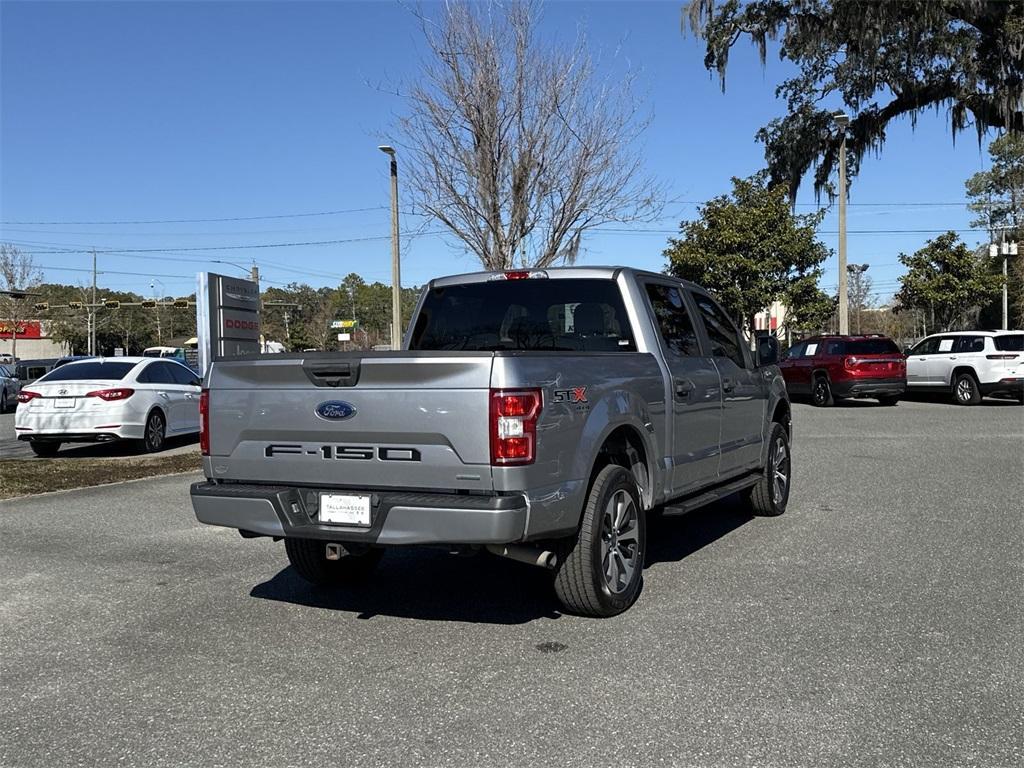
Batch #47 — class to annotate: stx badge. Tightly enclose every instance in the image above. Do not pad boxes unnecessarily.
[553,386,588,404]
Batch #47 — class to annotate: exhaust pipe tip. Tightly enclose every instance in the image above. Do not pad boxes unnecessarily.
[486,544,558,570]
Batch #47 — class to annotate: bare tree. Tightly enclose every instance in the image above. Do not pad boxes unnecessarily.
[398,0,661,269]
[0,244,44,361]
[847,268,875,335]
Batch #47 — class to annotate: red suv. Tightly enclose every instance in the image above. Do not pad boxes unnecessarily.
[779,334,907,407]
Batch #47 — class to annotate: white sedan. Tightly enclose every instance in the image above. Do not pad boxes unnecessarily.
[15,356,202,457]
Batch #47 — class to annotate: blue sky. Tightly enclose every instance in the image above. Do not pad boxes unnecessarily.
[0,0,996,302]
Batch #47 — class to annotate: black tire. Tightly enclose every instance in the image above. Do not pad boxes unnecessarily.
[141,409,166,453]
[30,441,61,458]
[748,422,791,517]
[284,538,383,586]
[877,395,900,407]
[554,465,645,618]
[952,372,981,406]
[811,375,833,407]
[1,389,7,413]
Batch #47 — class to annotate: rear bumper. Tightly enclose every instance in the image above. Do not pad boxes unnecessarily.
[17,431,130,443]
[190,481,529,545]
[831,377,906,398]
[980,378,1024,397]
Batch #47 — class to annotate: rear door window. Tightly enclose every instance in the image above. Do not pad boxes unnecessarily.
[994,334,1024,352]
[168,363,199,386]
[644,283,701,357]
[410,278,635,352]
[953,336,986,353]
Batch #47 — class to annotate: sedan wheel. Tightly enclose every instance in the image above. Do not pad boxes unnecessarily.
[143,410,166,453]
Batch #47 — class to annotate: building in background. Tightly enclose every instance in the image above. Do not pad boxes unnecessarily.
[0,320,66,359]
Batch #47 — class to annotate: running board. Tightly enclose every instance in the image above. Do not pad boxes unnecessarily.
[660,472,760,516]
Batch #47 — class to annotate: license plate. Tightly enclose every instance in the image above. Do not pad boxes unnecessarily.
[53,398,76,409]
[318,493,371,526]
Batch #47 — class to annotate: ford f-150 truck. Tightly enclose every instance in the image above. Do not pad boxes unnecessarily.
[191,267,792,616]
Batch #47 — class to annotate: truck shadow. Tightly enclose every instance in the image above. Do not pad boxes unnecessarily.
[250,498,750,625]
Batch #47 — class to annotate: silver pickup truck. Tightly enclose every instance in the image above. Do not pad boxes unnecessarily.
[191,267,792,616]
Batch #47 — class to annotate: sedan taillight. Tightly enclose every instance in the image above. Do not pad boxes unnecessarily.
[17,390,41,403]
[199,389,210,456]
[85,388,135,401]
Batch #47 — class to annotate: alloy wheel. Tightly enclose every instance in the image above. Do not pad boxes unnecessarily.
[956,378,974,402]
[600,489,640,594]
[146,412,165,452]
[772,435,790,505]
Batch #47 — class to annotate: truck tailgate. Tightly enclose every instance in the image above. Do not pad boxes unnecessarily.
[205,353,495,491]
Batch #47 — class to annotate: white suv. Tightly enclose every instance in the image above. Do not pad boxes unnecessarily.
[905,331,1024,405]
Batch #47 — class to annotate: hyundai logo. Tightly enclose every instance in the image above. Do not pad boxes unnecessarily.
[315,401,357,421]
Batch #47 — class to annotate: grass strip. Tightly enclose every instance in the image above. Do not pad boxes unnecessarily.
[0,453,202,500]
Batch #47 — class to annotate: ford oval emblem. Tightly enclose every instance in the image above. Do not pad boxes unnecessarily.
[315,401,357,421]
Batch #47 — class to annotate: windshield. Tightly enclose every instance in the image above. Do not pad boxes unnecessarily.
[410,278,635,352]
[38,361,138,382]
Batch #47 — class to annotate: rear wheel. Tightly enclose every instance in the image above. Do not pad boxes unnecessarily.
[0,389,7,413]
[141,410,166,453]
[811,376,833,407]
[748,422,791,516]
[554,465,645,618]
[285,538,383,586]
[953,372,981,405]
[877,395,900,407]
[30,441,61,458]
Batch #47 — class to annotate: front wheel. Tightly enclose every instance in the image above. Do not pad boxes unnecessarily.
[953,372,981,405]
[554,465,645,618]
[811,376,833,407]
[748,422,791,517]
[285,538,383,586]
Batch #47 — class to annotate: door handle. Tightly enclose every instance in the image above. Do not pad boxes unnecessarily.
[722,377,736,393]
[674,378,693,398]
[949,356,957,359]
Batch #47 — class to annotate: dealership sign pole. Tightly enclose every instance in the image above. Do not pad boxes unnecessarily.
[196,272,261,377]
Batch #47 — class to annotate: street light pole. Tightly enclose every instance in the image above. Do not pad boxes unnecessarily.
[379,145,402,349]
[833,112,850,335]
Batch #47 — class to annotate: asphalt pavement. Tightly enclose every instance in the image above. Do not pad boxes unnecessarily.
[1,399,1022,768]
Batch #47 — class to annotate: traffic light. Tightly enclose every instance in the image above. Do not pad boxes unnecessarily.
[141,300,157,308]
[68,301,82,310]
[104,300,120,309]
[173,299,190,308]
[33,302,48,311]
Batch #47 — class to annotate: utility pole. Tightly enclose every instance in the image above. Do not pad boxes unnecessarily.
[833,112,850,335]
[379,145,402,349]
[90,249,98,356]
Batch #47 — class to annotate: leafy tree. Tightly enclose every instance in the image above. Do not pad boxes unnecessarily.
[664,173,831,338]
[686,1,1024,199]
[400,0,661,269]
[895,232,1004,331]
[966,132,1024,326]
[783,281,836,336]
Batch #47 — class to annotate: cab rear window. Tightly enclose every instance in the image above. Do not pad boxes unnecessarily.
[410,278,635,352]
[38,361,138,382]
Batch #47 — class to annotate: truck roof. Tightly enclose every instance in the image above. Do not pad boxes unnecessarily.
[429,265,705,292]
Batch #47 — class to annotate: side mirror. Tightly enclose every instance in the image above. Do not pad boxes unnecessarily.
[903,345,913,355]
[757,337,780,367]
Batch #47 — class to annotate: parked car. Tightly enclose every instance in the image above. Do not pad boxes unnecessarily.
[905,331,1024,405]
[14,358,59,385]
[779,334,906,407]
[51,355,93,370]
[0,364,22,413]
[191,267,792,617]
[15,356,202,457]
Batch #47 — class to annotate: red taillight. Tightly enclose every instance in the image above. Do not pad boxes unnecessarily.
[489,388,542,465]
[844,356,859,370]
[199,389,210,456]
[17,390,41,403]
[85,388,135,401]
